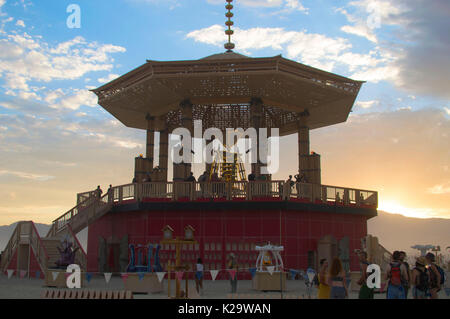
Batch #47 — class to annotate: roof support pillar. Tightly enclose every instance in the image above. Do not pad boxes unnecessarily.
[298,110,321,185]
[158,116,169,182]
[146,114,156,168]
[205,136,214,179]
[173,99,193,182]
[250,97,264,178]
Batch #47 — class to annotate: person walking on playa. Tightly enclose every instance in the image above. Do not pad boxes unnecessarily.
[228,253,238,294]
[385,251,408,299]
[411,256,429,299]
[399,251,411,298]
[425,253,441,299]
[195,258,204,296]
[358,251,374,299]
[317,259,330,299]
[327,257,348,299]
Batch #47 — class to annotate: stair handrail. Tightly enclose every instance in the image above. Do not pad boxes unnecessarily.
[29,221,50,271]
[48,193,99,237]
[0,222,21,272]
[66,224,87,270]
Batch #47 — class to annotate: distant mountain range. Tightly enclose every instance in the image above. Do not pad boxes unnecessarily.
[1,211,449,257]
[368,210,450,256]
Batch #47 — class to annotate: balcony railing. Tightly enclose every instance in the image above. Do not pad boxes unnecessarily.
[85,181,377,208]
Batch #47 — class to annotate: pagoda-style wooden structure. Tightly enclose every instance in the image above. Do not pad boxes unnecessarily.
[0,1,377,281]
[92,51,363,183]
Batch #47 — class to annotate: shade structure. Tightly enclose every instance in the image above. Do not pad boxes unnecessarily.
[92,51,364,135]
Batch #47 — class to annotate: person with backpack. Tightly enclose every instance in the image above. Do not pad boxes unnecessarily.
[399,251,411,298]
[411,256,429,299]
[358,251,374,299]
[385,251,408,299]
[425,253,442,299]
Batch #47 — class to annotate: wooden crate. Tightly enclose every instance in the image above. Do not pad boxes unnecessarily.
[123,273,164,294]
[252,272,287,291]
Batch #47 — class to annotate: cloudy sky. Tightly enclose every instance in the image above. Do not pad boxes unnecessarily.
[0,0,448,224]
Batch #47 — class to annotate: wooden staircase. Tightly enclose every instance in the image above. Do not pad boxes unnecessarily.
[1,191,113,275]
[0,221,49,275]
[41,238,63,269]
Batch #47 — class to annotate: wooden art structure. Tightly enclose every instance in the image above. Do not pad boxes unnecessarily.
[0,1,379,280]
[253,244,287,291]
[161,225,197,299]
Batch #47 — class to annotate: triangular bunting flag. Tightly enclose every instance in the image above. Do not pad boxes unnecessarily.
[249,268,257,279]
[267,266,275,275]
[104,273,112,284]
[156,272,166,283]
[175,271,184,281]
[228,269,236,280]
[35,271,41,279]
[52,272,59,281]
[7,269,14,279]
[138,273,145,281]
[19,270,27,279]
[86,273,93,283]
[210,270,219,281]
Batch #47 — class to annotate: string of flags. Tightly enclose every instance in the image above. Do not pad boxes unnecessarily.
[3,266,314,284]
[4,268,449,297]
[3,267,361,293]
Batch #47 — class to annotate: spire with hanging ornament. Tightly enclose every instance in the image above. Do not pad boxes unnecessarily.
[224,0,235,52]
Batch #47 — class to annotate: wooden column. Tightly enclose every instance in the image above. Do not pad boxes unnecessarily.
[205,136,214,178]
[146,114,156,168]
[298,111,321,185]
[159,117,169,182]
[250,97,263,177]
[173,100,193,182]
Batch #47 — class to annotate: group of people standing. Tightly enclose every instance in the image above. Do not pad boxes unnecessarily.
[316,257,349,299]
[383,251,443,299]
[316,251,444,299]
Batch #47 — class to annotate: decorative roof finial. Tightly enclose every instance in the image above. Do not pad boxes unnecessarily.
[224,0,235,52]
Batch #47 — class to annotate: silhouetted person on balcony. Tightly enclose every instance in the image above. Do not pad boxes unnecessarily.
[335,192,341,203]
[198,171,208,197]
[143,173,152,183]
[294,174,305,197]
[107,185,113,203]
[132,177,137,184]
[198,171,208,183]
[248,173,255,181]
[96,185,103,198]
[286,175,294,188]
[185,172,196,182]
[359,193,365,204]
[211,172,219,182]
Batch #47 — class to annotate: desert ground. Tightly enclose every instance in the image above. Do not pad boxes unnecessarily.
[0,274,448,300]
